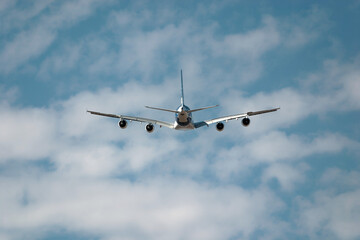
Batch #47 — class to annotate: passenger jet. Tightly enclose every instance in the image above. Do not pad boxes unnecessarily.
[87,71,280,132]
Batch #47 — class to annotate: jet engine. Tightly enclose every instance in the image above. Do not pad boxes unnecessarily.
[242,117,250,127]
[216,122,224,131]
[145,123,154,133]
[118,119,127,129]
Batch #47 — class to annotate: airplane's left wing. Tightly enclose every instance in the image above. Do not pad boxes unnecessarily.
[194,107,280,128]
[87,110,174,129]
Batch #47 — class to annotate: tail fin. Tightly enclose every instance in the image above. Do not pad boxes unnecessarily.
[181,70,184,106]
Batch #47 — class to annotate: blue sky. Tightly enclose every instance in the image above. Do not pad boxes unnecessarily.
[1,0,360,239]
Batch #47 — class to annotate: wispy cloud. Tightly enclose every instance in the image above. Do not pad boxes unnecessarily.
[0,0,113,74]
[1,1,360,240]
[0,174,285,240]
[297,188,360,239]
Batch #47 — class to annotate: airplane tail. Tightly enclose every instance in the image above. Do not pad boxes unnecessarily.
[179,70,219,112]
[181,69,184,106]
[145,70,219,113]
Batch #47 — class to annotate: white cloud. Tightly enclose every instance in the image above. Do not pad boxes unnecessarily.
[37,43,81,80]
[2,79,357,238]
[80,12,283,86]
[211,131,356,182]
[0,86,19,103]
[320,168,360,191]
[1,2,359,239]
[281,6,330,48]
[262,163,308,191]
[0,104,57,162]
[297,189,360,239]
[0,0,15,13]
[219,16,280,60]
[234,131,351,163]
[0,26,56,73]
[214,54,360,139]
[219,88,313,136]
[2,71,357,175]
[0,80,179,171]
[296,169,360,239]
[300,58,360,111]
[0,0,114,73]
[0,175,284,240]
[0,0,55,33]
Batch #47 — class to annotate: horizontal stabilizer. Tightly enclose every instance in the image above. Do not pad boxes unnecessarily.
[145,106,179,113]
[187,105,219,113]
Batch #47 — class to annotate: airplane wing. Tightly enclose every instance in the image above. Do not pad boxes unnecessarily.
[194,107,280,128]
[87,110,174,129]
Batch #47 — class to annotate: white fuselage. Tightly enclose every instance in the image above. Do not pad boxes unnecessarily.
[174,105,195,130]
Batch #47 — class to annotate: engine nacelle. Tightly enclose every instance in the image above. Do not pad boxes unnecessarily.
[242,117,250,127]
[145,123,154,133]
[118,119,127,129]
[216,122,224,131]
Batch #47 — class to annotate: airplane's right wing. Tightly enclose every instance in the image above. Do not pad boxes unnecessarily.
[87,110,174,129]
[194,107,280,128]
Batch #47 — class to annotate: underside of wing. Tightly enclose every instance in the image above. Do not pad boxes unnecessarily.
[206,113,248,125]
[194,107,280,128]
[87,110,174,129]
[247,108,280,116]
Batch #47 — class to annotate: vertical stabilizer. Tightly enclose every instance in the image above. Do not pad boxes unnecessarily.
[180,70,184,106]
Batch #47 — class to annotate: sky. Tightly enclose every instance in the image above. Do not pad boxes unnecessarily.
[0,0,360,239]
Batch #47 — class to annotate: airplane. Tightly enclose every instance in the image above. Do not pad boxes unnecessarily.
[87,70,280,133]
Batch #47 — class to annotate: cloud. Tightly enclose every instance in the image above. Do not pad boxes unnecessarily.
[0,0,114,74]
[281,6,331,48]
[1,66,358,171]
[0,0,55,33]
[37,43,81,80]
[302,58,360,110]
[1,76,358,238]
[211,131,356,182]
[0,103,57,162]
[0,174,284,240]
[214,54,360,140]
[0,0,15,13]
[244,131,353,162]
[297,188,360,239]
[1,47,359,237]
[320,168,360,192]
[52,12,284,87]
[0,86,19,103]
[218,16,280,60]
[1,2,360,240]
[262,163,308,191]
[0,80,179,169]
[0,26,56,73]
[295,169,360,239]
